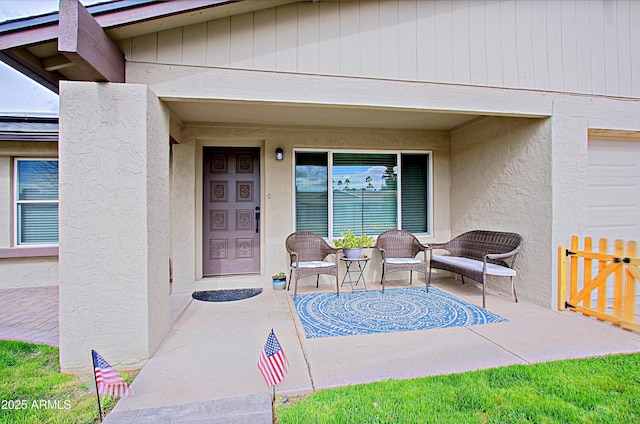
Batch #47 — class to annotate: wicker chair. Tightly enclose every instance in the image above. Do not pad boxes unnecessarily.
[285,232,341,300]
[375,229,429,293]
[427,230,523,308]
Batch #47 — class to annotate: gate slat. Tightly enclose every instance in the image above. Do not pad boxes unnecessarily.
[570,236,579,300]
[570,304,620,325]
[614,240,624,318]
[623,241,637,324]
[558,245,568,310]
[628,265,640,281]
[621,320,640,332]
[598,238,608,313]
[584,237,592,309]
[567,251,616,261]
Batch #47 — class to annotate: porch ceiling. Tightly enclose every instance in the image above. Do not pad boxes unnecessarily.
[166,99,481,130]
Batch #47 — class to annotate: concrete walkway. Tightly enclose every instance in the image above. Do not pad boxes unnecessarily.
[2,279,640,423]
[100,278,640,423]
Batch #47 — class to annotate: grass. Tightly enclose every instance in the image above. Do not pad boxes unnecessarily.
[276,353,640,424]
[0,340,136,424]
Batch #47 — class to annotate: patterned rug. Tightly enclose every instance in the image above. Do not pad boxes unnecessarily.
[292,286,508,338]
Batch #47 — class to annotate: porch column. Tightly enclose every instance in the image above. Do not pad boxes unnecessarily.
[58,81,170,372]
[170,140,196,292]
[550,114,589,309]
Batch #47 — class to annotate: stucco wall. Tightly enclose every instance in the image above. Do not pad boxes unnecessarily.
[449,116,553,306]
[170,140,195,292]
[126,38,639,308]
[58,81,170,372]
[0,143,59,288]
[172,125,450,290]
[0,257,57,288]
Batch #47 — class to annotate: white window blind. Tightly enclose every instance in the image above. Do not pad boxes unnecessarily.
[332,153,397,237]
[15,159,59,245]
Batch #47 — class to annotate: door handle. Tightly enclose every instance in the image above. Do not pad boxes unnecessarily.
[255,206,260,233]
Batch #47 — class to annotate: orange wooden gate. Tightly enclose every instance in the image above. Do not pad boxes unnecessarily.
[558,236,639,332]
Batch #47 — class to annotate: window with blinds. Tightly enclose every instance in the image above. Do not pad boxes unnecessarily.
[295,151,431,237]
[15,159,59,245]
[401,154,429,233]
[332,153,397,236]
[295,152,328,236]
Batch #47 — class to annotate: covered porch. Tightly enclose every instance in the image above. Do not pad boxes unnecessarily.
[57,70,564,372]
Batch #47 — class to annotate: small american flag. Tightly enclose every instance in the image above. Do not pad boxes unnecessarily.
[258,329,289,387]
[92,350,135,398]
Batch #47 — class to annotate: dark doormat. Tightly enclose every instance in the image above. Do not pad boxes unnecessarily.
[192,288,263,302]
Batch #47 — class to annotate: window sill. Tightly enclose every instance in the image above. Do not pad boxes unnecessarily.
[0,246,59,259]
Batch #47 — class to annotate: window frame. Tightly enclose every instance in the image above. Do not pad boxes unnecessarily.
[293,149,433,238]
[13,157,59,247]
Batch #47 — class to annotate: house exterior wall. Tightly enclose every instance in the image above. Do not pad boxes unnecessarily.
[0,143,59,288]
[5,0,638,373]
[16,0,635,372]
[58,81,170,372]
[449,93,640,309]
[118,0,640,99]
[170,125,450,291]
[127,58,640,308]
[547,95,640,308]
[450,117,553,306]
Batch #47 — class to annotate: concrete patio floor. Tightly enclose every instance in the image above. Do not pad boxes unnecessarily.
[2,278,640,423]
[107,276,640,423]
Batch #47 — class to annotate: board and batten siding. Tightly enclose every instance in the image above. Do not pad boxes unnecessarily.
[119,0,640,99]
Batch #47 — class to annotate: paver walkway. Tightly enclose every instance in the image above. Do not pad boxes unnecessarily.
[0,286,58,346]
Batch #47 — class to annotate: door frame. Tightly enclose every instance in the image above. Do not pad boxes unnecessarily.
[195,138,265,280]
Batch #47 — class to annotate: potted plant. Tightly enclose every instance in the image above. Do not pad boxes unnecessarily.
[272,272,287,290]
[333,230,374,259]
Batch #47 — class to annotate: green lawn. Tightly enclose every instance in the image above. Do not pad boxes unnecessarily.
[0,340,133,424]
[2,340,639,423]
[276,353,640,424]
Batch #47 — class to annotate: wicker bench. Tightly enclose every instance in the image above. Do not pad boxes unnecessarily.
[427,230,523,308]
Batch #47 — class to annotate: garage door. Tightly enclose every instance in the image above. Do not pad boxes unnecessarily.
[587,138,640,243]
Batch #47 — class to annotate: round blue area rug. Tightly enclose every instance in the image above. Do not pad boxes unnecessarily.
[292,286,508,338]
[192,288,262,302]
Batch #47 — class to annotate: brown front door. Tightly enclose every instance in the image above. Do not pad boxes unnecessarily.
[203,147,260,276]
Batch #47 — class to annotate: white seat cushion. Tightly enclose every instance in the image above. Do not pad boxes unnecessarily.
[293,261,335,269]
[385,258,422,264]
[432,255,516,277]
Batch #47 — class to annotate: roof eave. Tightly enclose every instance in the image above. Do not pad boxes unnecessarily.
[0,0,301,92]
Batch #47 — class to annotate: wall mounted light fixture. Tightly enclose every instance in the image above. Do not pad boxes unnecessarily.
[275,147,284,161]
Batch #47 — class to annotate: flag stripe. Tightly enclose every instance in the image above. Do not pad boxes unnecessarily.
[92,350,135,398]
[257,330,289,387]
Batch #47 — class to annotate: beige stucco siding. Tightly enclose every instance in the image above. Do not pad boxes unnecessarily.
[450,117,553,306]
[170,125,450,291]
[133,58,640,307]
[58,81,170,372]
[119,0,640,99]
[0,142,59,288]
[0,257,58,288]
